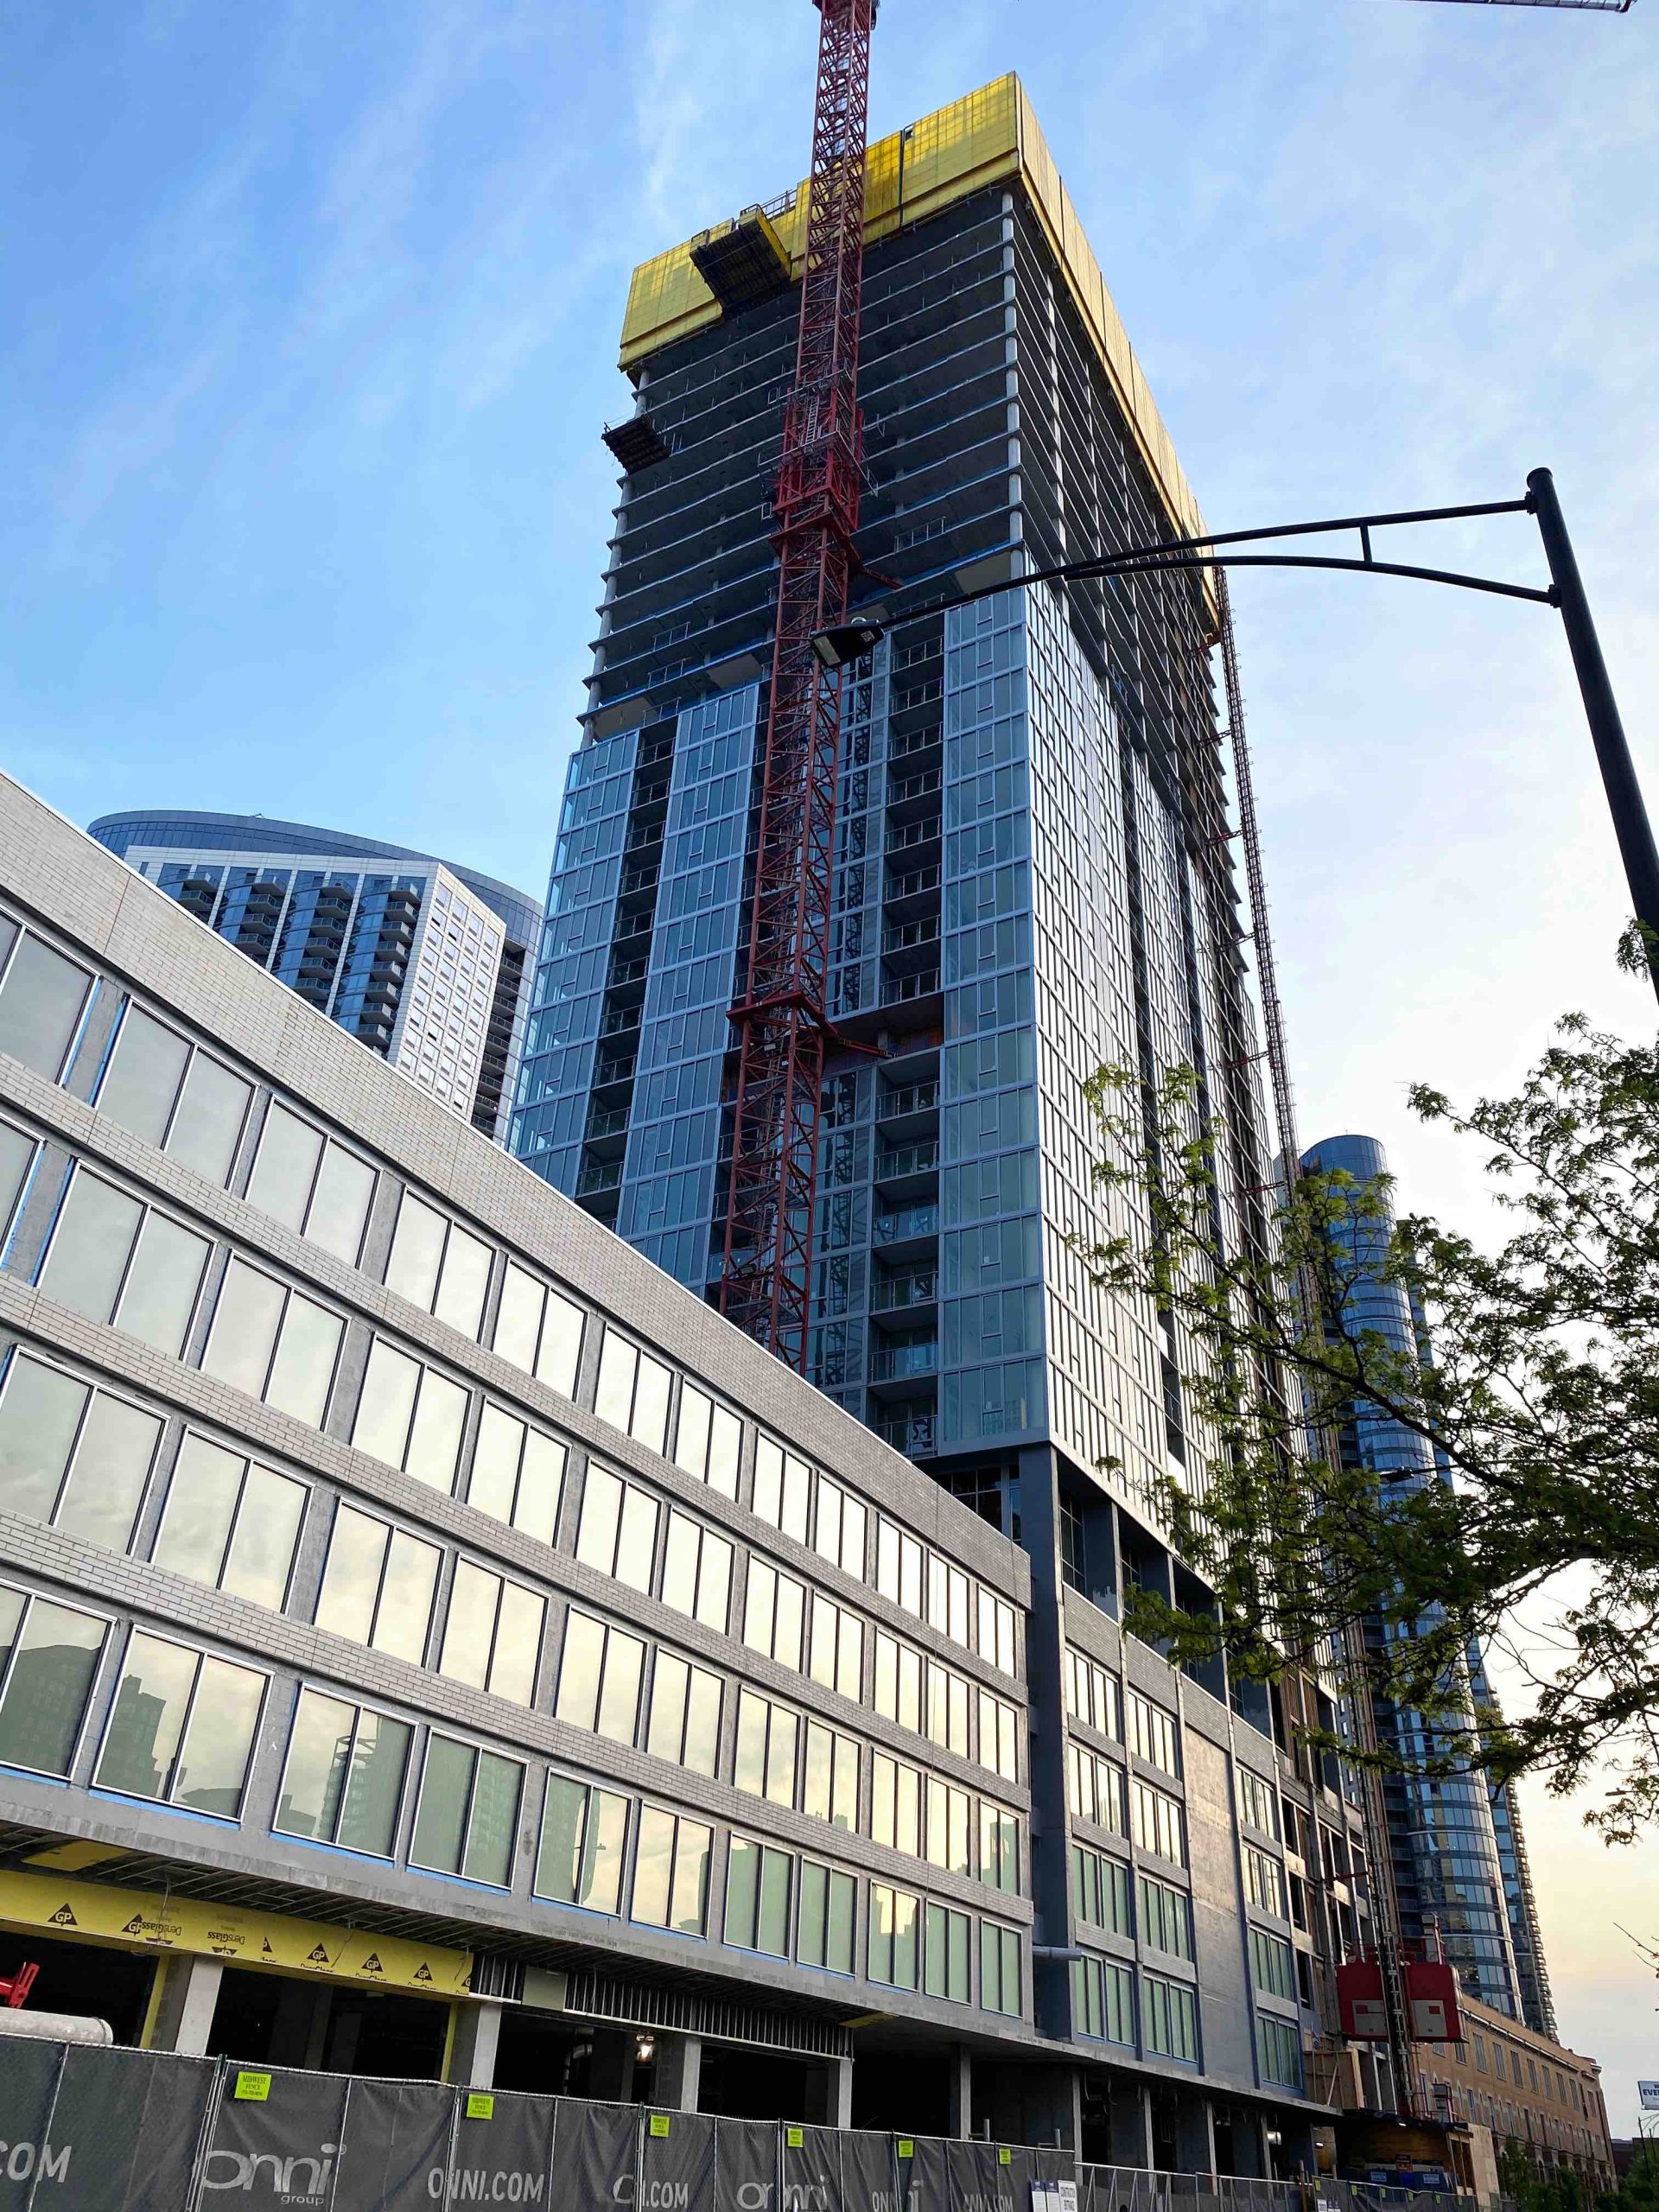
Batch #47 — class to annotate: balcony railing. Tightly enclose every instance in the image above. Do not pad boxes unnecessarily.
[878,1081,939,1118]
[885,864,941,901]
[575,1163,621,1197]
[883,918,939,954]
[883,969,939,1005]
[871,1340,938,1381]
[877,1412,938,1453]
[875,1204,939,1243]
[586,1107,630,1141]
[885,818,940,855]
[873,1269,938,1311]
[878,1141,938,1179]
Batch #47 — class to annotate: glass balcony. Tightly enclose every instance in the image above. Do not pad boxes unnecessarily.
[875,1203,938,1243]
[872,1268,938,1312]
[878,1081,939,1119]
[870,1339,938,1382]
[876,1411,938,1454]
[877,1141,938,1179]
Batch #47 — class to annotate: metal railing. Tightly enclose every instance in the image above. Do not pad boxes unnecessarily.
[877,1141,939,1179]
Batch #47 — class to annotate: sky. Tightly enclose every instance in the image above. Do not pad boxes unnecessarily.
[3,0,1656,2131]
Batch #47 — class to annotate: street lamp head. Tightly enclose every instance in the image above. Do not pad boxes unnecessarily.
[810,620,887,670]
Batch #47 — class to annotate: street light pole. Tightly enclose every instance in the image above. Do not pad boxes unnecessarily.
[1527,467,1659,990]
[814,471,1659,1003]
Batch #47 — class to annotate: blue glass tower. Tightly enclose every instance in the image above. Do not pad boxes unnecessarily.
[1300,1132,1556,2032]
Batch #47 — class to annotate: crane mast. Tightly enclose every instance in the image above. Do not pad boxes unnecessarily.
[718,0,875,1367]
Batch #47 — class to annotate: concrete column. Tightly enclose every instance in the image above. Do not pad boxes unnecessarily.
[1172,2094,1215,2177]
[946,2046,974,2139]
[1016,1444,1077,2043]
[144,1956,222,2056]
[588,2029,637,2104]
[1108,2080,1154,2169]
[446,2000,503,2088]
[805,2056,854,2129]
[654,2032,702,2113]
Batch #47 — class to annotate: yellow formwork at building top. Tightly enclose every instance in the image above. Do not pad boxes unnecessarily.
[619,74,1205,548]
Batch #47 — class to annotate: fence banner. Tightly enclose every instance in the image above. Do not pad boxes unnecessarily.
[640,2111,718,2212]
[333,2075,456,2211]
[562,2095,639,2212]
[907,2134,951,2212]
[195,2066,350,2209]
[782,2120,842,2212]
[718,2113,779,2210]
[0,2039,66,2209]
[432,2086,556,2206]
[43,2044,216,2212]
[837,2129,897,2212]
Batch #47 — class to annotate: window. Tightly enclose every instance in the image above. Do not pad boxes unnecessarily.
[925,1777,971,1876]
[492,1264,583,1398]
[797,1859,856,1974]
[672,1382,740,1497]
[743,1558,807,1672]
[0,1117,35,1243]
[978,1690,1020,1783]
[808,1477,864,1580]
[95,1631,265,1819]
[1243,1843,1287,1917]
[926,1557,970,1647]
[536,1773,628,1915]
[440,1560,543,1705]
[726,1837,793,1957]
[1138,1874,1194,1961]
[875,1519,924,1616]
[924,1901,972,2001]
[314,1503,440,1664]
[96,1006,252,1186]
[631,1806,711,1936]
[593,1329,671,1455]
[202,1260,343,1429]
[468,1405,565,1544]
[980,1802,1020,1893]
[1236,1765,1281,1840]
[1132,1779,1188,1867]
[153,1434,306,1609]
[556,1611,645,1745]
[808,1592,864,1701]
[873,1631,922,1733]
[661,1510,733,1632]
[645,1649,721,1776]
[980,1923,1021,2016]
[925,1659,971,1758]
[870,1751,923,1856]
[1073,1844,1132,1934]
[352,1339,468,1491]
[869,1884,919,1989]
[244,1102,375,1264]
[735,1688,800,1808]
[1250,1926,1296,2000]
[976,1591,1018,1677]
[1127,1691,1179,1778]
[575,1466,659,1593]
[1255,2011,1302,2089]
[410,1734,523,1887]
[0,923,92,1079]
[802,1719,859,1830]
[275,1688,412,1858]
[39,1169,211,1357]
[1143,1974,1199,2063]
[752,1436,811,1545]
[1072,1953,1135,2045]
[0,1585,106,1776]
[1064,1648,1120,1738]
[385,1191,493,1341]
[0,1351,162,1551]
[1067,1745,1128,1835]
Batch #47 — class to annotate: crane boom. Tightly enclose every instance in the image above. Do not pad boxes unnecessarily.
[718,0,876,1367]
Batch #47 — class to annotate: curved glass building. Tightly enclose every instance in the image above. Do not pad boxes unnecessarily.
[90,810,541,1144]
[1300,1133,1554,2031]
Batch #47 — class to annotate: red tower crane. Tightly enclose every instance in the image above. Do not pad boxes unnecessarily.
[717,0,876,1369]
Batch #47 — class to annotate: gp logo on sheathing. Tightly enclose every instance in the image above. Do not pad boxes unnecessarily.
[199,2145,338,2202]
[0,2141,73,2185]
[426,2173,545,2203]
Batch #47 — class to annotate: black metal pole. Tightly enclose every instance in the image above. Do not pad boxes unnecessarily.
[1528,466,1659,998]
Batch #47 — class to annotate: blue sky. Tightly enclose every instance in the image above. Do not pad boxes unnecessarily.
[4,0,1656,2123]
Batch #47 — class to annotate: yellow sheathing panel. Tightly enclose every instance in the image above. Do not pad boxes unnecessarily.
[618,73,1205,546]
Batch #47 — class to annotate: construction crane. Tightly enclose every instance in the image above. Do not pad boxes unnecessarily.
[716,0,1631,1375]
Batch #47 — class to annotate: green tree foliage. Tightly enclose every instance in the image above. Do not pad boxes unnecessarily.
[1617,2144,1659,2212]
[1082,950,1659,1839]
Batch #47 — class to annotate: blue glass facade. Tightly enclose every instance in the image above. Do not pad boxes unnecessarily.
[1300,1133,1554,2031]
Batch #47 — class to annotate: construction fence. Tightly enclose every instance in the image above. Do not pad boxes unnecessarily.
[0,2039,1481,2212]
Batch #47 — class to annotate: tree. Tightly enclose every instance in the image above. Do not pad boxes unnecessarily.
[1617,2144,1659,2212]
[1081,935,1659,1840]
